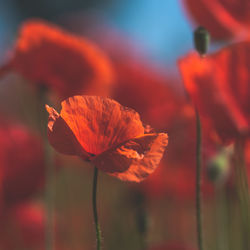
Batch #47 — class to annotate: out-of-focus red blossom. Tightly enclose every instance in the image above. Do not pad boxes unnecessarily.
[182,0,250,40]
[149,242,195,250]
[0,120,45,206]
[0,202,45,250]
[46,95,168,182]
[178,41,250,144]
[1,19,115,99]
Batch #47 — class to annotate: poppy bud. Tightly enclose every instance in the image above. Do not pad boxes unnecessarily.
[193,26,210,56]
[207,157,228,183]
[206,145,233,183]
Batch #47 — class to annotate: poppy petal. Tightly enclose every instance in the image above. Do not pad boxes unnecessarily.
[92,133,168,182]
[46,105,90,160]
[178,46,250,142]
[60,96,145,155]
[183,0,250,40]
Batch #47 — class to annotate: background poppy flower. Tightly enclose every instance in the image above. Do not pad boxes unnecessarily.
[1,19,115,99]
[0,202,45,250]
[178,41,250,144]
[46,95,168,182]
[182,0,250,40]
[0,121,45,206]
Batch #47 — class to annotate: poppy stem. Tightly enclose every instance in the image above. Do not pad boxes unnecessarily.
[92,167,102,250]
[195,108,204,250]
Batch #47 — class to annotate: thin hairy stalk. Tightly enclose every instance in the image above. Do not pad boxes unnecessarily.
[92,167,102,250]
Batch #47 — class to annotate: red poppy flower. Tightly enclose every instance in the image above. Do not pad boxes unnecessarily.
[178,41,250,143]
[0,202,45,250]
[68,26,216,197]
[0,121,45,205]
[46,95,168,182]
[182,0,250,40]
[1,19,114,98]
[87,29,215,196]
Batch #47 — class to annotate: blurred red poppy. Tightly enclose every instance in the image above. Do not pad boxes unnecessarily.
[1,20,115,99]
[46,95,168,182]
[0,121,45,206]
[182,0,250,40]
[0,202,45,250]
[178,41,250,144]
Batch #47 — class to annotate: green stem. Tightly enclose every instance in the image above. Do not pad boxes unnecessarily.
[195,108,204,250]
[92,167,102,250]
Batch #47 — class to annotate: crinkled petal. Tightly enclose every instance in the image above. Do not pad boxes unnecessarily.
[46,105,90,160]
[92,133,168,182]
[60,96,145,155]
